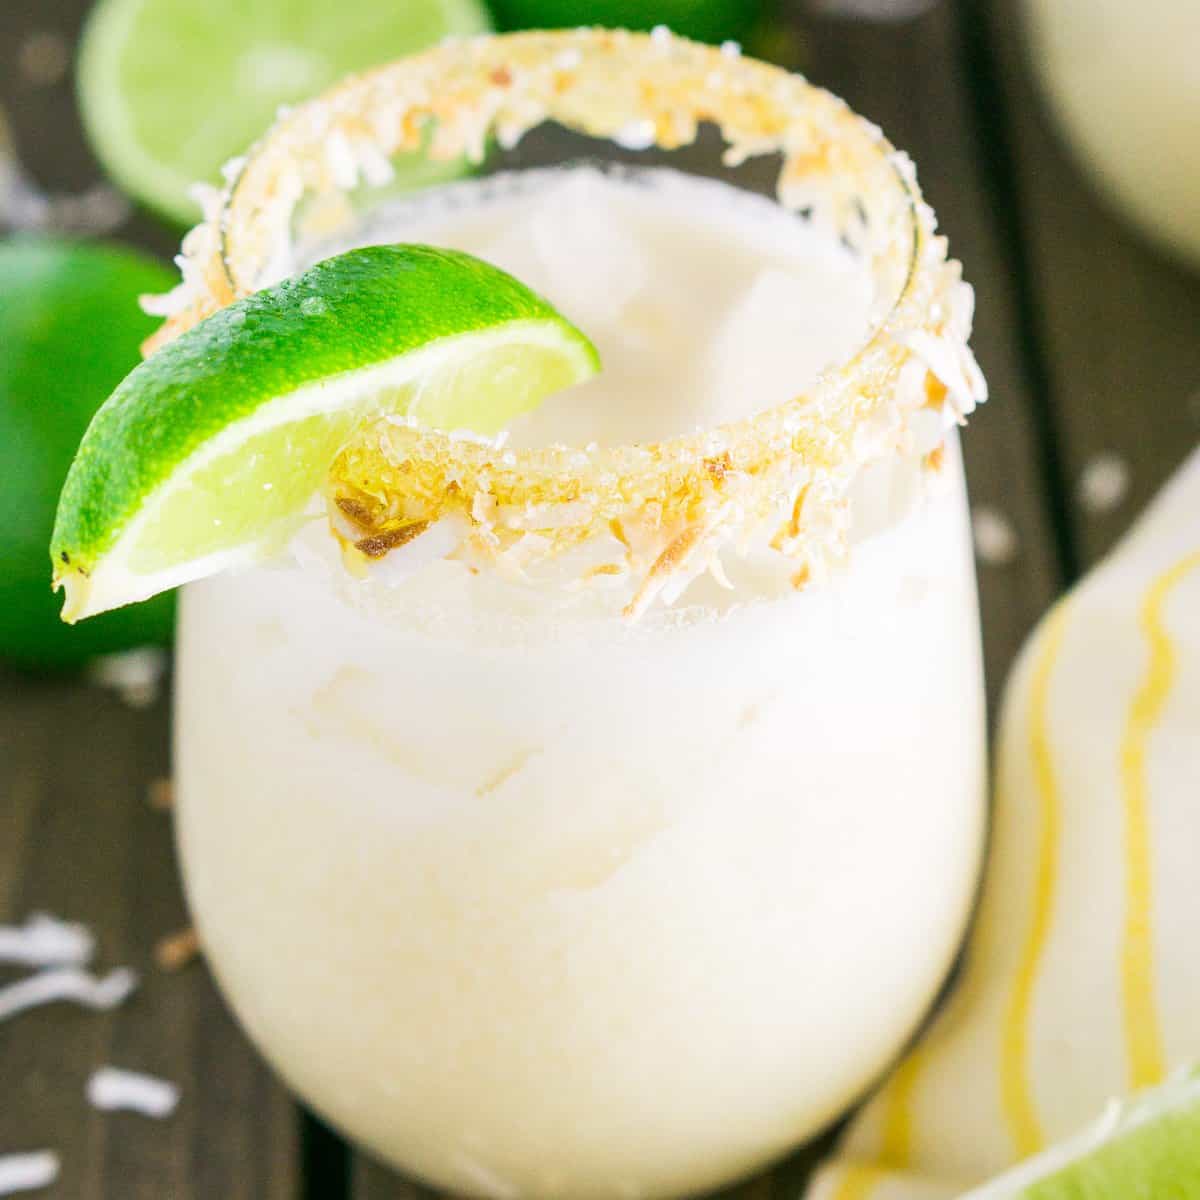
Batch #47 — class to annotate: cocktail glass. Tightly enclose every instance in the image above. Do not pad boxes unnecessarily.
[161,29,988,1200]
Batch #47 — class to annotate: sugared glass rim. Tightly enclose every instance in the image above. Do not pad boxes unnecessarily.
[145,28,986,615]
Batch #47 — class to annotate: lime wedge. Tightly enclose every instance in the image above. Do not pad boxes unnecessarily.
[964,1070,1200,1199]
[77,0,490,225]
[51,244,600,622]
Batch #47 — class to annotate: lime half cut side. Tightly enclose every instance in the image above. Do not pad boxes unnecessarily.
[964,1069,1200,1199]
[51,244,599,622]
[77,0,490,224]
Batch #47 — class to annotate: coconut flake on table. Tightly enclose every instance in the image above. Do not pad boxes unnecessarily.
[0,967,137,1023]
[146,777,174,811]
[87,1067,179,1118]
[85,647,168,709]
[971,504,1019,565]
[1078,451,1131,514]
[0,1151,59,1196]
[154,927,200,971]
[0,914,93,969]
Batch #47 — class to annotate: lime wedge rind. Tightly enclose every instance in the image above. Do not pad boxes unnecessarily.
[51,244,599,622]
[963,1069,1200,1199]
[55,321,594,621]
[54,243,578,563]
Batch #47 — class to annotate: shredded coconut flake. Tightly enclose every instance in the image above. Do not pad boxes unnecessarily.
[85,647,168,709]
[219,156,247,185]
[323,130,359,189]
[0,914,93,969]
[0,967,138,1023]
[139,281,190,317]
[87,1067,179,1118]
[186,184,222,222]
[0,1152,59,1196]
[146,777,174,810]
[146,29,985,613]
[154,927,200,971]
[1078,452,1131,514]
[613,119,657,151]
[972,505,1019,565]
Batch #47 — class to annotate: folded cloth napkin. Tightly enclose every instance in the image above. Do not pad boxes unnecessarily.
[806,446,1200,1199]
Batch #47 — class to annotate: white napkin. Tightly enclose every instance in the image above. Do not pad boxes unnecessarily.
[806,446,1200,1198]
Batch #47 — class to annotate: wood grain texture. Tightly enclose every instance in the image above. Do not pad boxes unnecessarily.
[982,0,1200,567]
[0,670,300,1200]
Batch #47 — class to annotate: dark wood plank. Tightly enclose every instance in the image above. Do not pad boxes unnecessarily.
[981,0,1200,567]
[0,668,301,1199]
[355,5,1063,1199]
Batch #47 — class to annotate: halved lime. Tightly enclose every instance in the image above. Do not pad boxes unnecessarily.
[51,244,600,622]
[77,0,491,226]
[964,1070,1200,1199]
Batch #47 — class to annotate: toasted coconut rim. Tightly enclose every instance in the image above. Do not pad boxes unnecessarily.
[145,28,985,613]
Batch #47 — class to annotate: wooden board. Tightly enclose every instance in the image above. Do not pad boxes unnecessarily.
[0,670,300,1199]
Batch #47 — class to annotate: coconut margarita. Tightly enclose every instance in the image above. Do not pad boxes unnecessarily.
[54,30,989,1200]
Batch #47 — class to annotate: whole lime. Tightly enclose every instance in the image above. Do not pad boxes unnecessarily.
[488,0,764,44]
[0,237,176,669]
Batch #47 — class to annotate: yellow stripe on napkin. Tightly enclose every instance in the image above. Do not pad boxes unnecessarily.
[1000,600,1072,1157]
[1119,550,1200,1088]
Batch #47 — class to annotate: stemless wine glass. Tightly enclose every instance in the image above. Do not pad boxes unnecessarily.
[161,29,988,1200]
[1022,0,1200,268]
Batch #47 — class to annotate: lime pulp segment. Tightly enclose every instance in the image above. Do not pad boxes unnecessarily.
[51,244,600,622]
